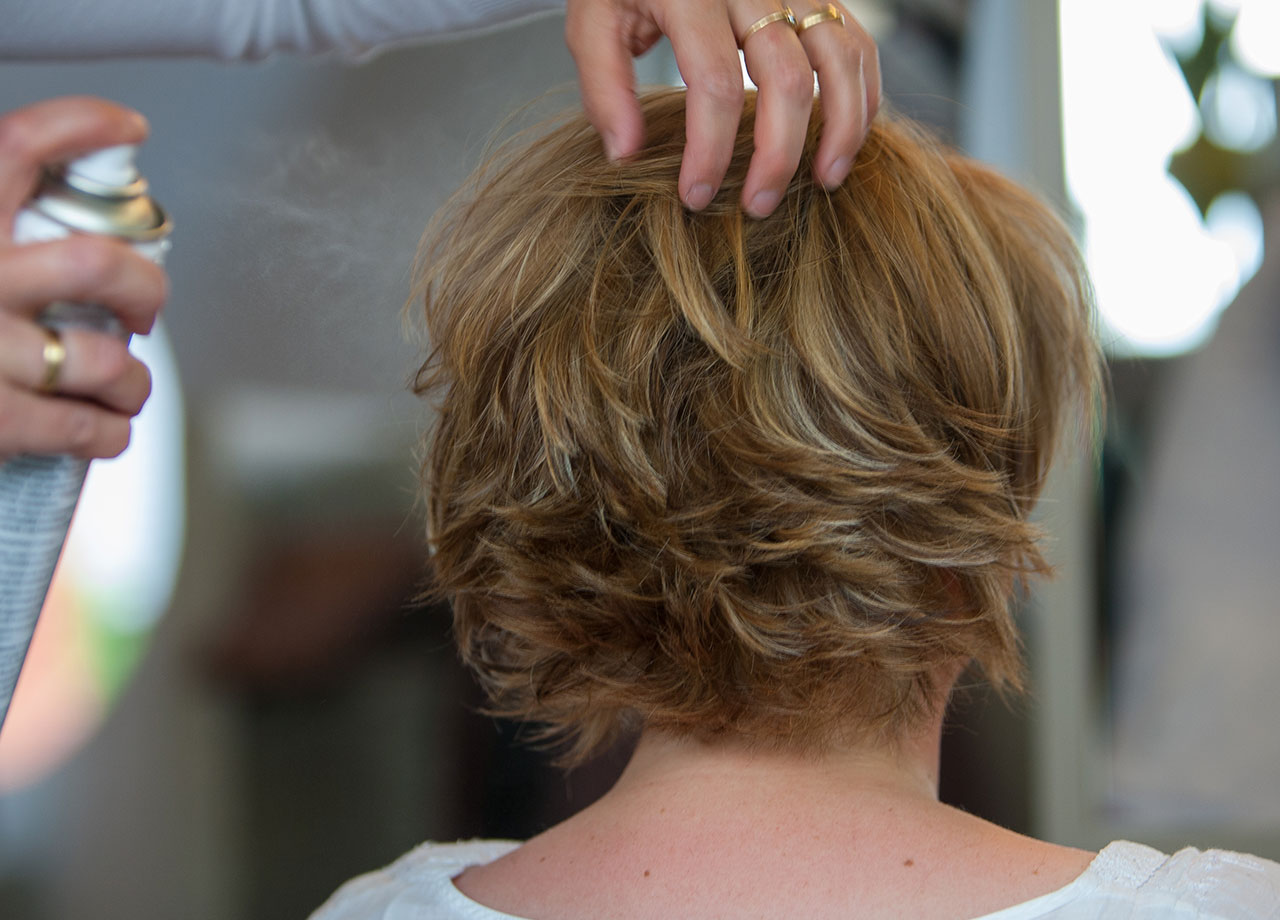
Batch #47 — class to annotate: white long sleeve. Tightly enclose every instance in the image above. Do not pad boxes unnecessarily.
[7,0,566,61]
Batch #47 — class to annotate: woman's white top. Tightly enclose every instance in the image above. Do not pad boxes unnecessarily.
[309,839,1280,919]
[7,0,566,61]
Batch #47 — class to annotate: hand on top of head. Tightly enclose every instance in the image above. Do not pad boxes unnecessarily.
[0,97,166,461]
[565,0,879,218]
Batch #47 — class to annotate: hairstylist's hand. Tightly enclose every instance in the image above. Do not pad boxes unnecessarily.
[0,97,166,461]
[566,0,880,218]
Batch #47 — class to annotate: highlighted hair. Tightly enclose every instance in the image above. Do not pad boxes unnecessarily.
[413,90,1100,763]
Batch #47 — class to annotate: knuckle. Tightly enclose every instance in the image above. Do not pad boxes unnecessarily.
[60,236,123,291]
[89,335,133,384]
[697,67,745,107]
[822,36,864,77]
[774,61,817,100]
[64,404,101,454]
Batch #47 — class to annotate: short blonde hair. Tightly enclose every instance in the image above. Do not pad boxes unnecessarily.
[414,90,1100,763]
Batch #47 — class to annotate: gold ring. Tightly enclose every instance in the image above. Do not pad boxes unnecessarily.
[38,326,67,394]
[795,3,844,33]
[740,8,796,44]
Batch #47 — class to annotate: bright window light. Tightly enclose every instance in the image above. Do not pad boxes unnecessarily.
[1148,0,1208,53]
[1206,190,1266,284]
[1201,61,1278,151]
[1232,0,1280,78]
[1061,0,1268,357]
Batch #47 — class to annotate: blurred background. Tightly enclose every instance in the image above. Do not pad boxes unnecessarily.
[0,0,1277,916]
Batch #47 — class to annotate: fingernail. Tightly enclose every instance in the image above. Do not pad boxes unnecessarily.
[824,156,852,188]
[685,183,715,211]
[603,132,623,163]
[747,189,781,218]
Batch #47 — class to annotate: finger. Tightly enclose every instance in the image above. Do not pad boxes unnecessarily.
[738,7,816,217]
[795,3,879,188]
[0,96,148,239]
[665,2,744,210]
[0,314,151,415]
[0,235,167,335]
[860,13,881,123]
[0,387,133,460]
[565,1,647,163]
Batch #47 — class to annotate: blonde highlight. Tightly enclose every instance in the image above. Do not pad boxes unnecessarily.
[413,90,1101,764]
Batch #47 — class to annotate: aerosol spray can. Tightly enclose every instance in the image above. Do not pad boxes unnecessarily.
[0,145,170,731]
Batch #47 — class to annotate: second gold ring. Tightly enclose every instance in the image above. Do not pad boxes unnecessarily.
[740,8,796,44]
[795,3,845,33]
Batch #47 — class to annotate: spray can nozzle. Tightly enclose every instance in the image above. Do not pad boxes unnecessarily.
[62,145,146,198]
[29,144,169,242]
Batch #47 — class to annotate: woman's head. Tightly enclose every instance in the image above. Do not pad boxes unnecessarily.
[414,89,1100,763]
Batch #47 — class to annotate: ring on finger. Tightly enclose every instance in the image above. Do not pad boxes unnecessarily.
[38,326,67,394]
[740,7,796,45]
[795,3,844,33]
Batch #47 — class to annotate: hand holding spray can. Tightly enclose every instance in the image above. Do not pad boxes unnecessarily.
[0,143,171,731]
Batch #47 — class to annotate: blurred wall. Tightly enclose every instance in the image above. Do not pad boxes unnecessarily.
[0,16,580,919]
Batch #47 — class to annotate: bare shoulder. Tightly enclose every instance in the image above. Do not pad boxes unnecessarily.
[918,807,1097,917]
[964,817,1098,885]
[455,803,1100,920]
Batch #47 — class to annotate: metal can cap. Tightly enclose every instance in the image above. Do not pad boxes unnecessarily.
[29,146,170,243]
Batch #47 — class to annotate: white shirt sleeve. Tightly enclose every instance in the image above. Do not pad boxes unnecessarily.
[7,0,566,61]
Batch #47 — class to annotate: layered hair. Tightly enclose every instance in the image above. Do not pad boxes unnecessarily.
[413,89,1100,763]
